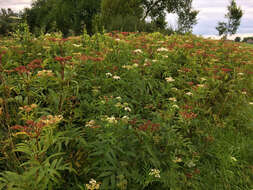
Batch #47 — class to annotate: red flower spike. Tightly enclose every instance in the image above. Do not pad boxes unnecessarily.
[221,68,233,72]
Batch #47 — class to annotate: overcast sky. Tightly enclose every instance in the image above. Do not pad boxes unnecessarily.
[0,0,252,37]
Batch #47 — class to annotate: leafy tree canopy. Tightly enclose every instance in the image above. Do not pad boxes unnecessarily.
[23,0,198,35]
[0,8,21,35]
[216,0,243,39]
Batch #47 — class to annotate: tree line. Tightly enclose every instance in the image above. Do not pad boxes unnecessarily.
[1,0,198,36]
[0,0,244,38]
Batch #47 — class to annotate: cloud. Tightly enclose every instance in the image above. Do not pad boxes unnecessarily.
[0,0,31,11]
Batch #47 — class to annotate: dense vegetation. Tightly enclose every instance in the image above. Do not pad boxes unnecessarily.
[0,27,252,189]
[0,0,197,36]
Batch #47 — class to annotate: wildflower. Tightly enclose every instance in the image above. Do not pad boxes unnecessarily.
[122,116,129,123]
[169,97,177,102]
[249,102,253,105]
[55,56,72,62]
[19,104,38,112]
[106,116,117,124]
[122,116,129,120]
[115,96,122,101]
[86,120,96,127]
[86,179,100,190]
[113,75,121,80]
[106,72,112,77]
[124,107,131,112]
[230,156,237,162]
[133,63,138,67]
[37,70,54,77]
[172,105,179,109]
[180,111,197,120]
[73,44,82,47]
[187,161,196,168]
[157,47,168,52]
[196,84,205,88]
[173,157,182,163]
[165,77,175,82]
[133,49,142,53]
[221,68,233,72]
[149,169,161,178]
[186,92,193,96]
[40,115,63,125]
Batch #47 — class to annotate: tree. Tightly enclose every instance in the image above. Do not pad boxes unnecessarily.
[100,0,143,32]
[242,36,253,43]
[141,0,198,32]
[216,0,243,39]
[234,36,241,42]
[176,0,199,33]
[23,0,101,35]
[0,8,21,35]
[100,0,198,33]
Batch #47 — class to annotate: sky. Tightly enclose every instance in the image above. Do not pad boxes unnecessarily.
[0,0,252,38]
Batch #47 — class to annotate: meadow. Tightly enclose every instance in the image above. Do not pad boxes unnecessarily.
[0,28,253,189]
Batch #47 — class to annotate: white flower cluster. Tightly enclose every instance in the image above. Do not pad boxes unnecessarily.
[133,49,143,53]
[105,116,118,124]
[115,101,131,112]
[169,97,177,102]
[106,73,121,80]
[72,44,82,47]
[157,47,168,52]
[40,115,63,125]
[86,120,96,127]
[37,70,54,77]
[165,77,175,82]
[149,169,160,178]
[86,179,100,190]
[185,92,193,96]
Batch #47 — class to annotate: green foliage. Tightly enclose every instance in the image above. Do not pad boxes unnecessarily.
[234,36,241,42]
[22,0,198,35]
[0,30,252,189]
[0,8,21,36]
[176,0,199,33]
[216,0,243,39]
[242,36,253,42]
[23,0,101,36]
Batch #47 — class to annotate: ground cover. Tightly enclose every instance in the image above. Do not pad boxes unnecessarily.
[0,30,253,189]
